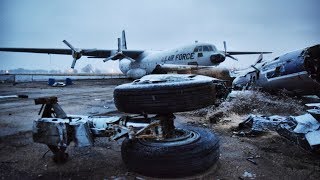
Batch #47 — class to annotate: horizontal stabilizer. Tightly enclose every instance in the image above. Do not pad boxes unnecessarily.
[227,51,271,55]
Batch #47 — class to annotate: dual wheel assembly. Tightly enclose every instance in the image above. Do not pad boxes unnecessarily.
[114,74,222,177]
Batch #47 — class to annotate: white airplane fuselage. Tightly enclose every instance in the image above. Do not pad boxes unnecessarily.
[119,43,225,79]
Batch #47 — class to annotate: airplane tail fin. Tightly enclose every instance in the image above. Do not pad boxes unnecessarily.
[122,30,127,50]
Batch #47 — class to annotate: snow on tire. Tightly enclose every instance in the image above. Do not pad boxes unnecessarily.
[114,74,219,114]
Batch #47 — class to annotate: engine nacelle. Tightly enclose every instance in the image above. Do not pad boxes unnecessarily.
[72,51,82,60]
[127,68,147,79]
[119,59,132,74]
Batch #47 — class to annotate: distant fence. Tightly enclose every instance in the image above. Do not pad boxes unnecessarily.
[0,73,127,83]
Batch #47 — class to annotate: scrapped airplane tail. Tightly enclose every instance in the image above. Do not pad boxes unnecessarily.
[122,30,127,50]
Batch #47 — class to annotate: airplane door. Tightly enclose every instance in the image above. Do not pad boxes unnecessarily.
[196,46,203,60]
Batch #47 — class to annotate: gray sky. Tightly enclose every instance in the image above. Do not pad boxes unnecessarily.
[0,0,319,72]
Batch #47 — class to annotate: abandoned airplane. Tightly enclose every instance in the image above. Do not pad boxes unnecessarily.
[0,31,270,79]
[233,44,320,96]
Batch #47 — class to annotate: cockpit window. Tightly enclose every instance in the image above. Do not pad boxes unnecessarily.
[194,47,198,52]
[212,45,217,51]
[194,45,215,52]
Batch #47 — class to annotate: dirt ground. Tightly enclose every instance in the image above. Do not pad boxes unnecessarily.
[0,79,319,179]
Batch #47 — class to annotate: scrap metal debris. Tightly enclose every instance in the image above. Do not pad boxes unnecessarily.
[240,171,256,179]
[236,107,320,152]
[246,157,258,165]
[0,94,28,99]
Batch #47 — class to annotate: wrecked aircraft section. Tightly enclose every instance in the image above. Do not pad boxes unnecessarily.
[233,44,320,96]
[32,74,226,178]
[235,103,320,153]
[2,77,320,179]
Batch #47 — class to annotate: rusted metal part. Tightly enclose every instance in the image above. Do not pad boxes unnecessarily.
[134,121,161,139]
[236,111,320,152]
[33,97,185,154]
[35,97,67,118]
[33,118,68,147]
[157,114,175,138]
[35,96,58,105]
[246,158,258,165]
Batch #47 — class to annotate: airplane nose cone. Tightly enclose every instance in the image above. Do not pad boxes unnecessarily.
[210,54,225,64]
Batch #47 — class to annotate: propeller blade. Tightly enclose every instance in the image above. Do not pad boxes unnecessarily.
[223,41,227,54]
[63,40,77,52]
[122,30,127,49]
[254,53,263,65]
[117,38,121,52]
[103,56,113,62]
[251,65,260,72]
[226,54,238,61]
[71,58,77,69]
[103,52,135,62]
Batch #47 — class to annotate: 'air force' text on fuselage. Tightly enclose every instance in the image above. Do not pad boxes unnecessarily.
[161,53,195,62]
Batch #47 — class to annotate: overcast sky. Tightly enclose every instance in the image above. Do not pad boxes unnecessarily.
[0,0,319,72]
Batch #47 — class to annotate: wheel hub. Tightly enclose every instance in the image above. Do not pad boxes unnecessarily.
[139,128,200,147]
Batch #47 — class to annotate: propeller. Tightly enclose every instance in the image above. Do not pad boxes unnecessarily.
[251,53,263,72]
[103,37,135,62]
[223,41,238,61]
[63,40,96,69]
[254,53,263,66]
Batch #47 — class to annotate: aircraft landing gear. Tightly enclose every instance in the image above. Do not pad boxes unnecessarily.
[121,114,219,178]
[32,74,227,178]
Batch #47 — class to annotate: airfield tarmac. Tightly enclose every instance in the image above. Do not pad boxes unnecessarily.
[0,79,319,179]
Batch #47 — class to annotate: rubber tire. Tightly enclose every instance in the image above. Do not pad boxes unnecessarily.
[121,124,220,178]
[114,75,217,114]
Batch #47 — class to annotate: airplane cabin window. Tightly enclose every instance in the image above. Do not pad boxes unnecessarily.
[198,46,203,52]
[203,46,209,51]
[211,45,217,51]
[208,46,213,51]
[194,47,198,52]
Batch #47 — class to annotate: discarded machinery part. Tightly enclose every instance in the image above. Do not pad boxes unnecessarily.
[276,123,315,152]
[114,74,222,114]
[232,44,320,95]
[246,158,258,165]
[236,112,320,152]
[33,118,69,147]
[33,97,187,156]
[33,117,94,147]
[47,145,69,163]
[121,124,220,178]
[293,113,319,134]
[305,103,320,121]
[51,82,66,87]
[133,121,161,140]
[304,44,320,84]
[35,97,67,118]
[307,109,320,122]
[237,115,288,135]
[0,94,28,99]
[33,97,177,149]
[71,120,94,147]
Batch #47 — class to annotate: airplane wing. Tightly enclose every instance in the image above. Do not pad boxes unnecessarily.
[0,48,144,59]
[155,64,213,71]
[227,51,271,55]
